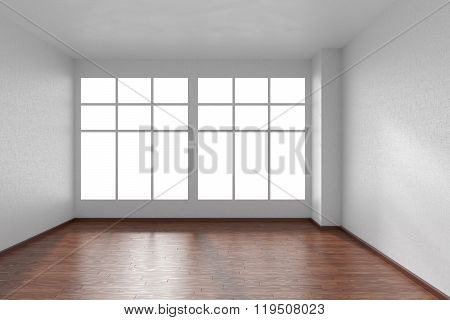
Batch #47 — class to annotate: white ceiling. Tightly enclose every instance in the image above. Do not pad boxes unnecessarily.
[1,0,397,59]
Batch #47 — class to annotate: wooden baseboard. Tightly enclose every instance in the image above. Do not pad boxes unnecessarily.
[341,226,449,300]
[73,217,311,222]
[0,218,75,256]
[308,218,447,299]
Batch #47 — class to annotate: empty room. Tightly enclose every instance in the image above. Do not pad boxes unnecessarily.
[0,0,449,317]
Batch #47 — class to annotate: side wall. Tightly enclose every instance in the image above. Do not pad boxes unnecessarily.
[74,59,312,218]
[0,16,74,251]
[342,0,450,294]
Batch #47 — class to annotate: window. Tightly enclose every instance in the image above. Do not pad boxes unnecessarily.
[80,77,189,200]
[81,76,306,201]
[198,78,306,200]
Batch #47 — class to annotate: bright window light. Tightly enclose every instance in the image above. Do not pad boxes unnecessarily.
[198,132,233,199]
[81,76,306,202]
[235,78,268,103]
[153,78,188,103]
[153,105,188,130]
[270,105,305,130]
[271,78,305,103]
[197,77,306,201]
[81,78,115,103]
[118,78,151,103]
[198,78,232,103]
[198,105,233,130]
[118,132,152,200]
[270,132,305,200]
[81,132,116,200]
[81,105,115,130]
[153,132,189,199]
[235,132,268,199]
[235,105,268,130]
[118,105,151,130]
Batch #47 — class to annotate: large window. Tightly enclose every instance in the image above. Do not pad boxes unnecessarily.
[198,78,306,200]
[80,78,189,200]
[81,77,306,201]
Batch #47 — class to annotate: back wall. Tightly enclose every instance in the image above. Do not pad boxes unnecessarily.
[74,59,313,218]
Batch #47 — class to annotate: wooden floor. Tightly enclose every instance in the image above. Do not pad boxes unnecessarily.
[0,219,438,299]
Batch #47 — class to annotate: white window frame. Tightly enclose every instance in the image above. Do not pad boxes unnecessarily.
[80,77,189,200]
[198,77,307,200]
[80,76,307,201]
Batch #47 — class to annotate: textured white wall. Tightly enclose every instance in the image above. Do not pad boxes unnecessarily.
[312,53,323,222]
[0,16,74,251]
[342,0,450,294]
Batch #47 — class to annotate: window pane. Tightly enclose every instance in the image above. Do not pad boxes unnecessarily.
[270,78,305,103]
[81,105,115,130]
[198,132,233,199]
[153,78,188,103]
[118,132,151,199]
[235,78,268,103]
[198,105,232,130]
[270,105,305,130]
[153,132,188,199]
[235,105,268,130]
[81,78,115,103]
[118,78,151,103]
[198,78,232,103]
[153,105,188,130]
[118,105,151,130]
[81,132,115,199]
[270,132,305,200]
[235,132,268,199]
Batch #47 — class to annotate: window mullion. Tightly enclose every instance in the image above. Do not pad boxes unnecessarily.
[232,78,236,200]
[268,77,271,200]
[115,78,119,200]
[151,77,154,200]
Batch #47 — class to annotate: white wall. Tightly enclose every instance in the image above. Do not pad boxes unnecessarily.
[0,16,74,251]
[342,0,450,295]
[312,49,342,226]
[74,59,312,218]
[312,54,323,221]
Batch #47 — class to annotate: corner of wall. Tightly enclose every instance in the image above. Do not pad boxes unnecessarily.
[311,49,343,227]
